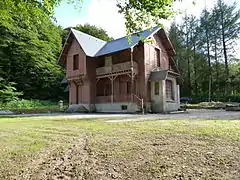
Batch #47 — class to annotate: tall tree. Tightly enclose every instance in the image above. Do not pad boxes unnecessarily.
[0,0,64,100]
[216,0,240,94]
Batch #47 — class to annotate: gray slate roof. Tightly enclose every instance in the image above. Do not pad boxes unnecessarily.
[71,26,160,57]
[95,26,160,56]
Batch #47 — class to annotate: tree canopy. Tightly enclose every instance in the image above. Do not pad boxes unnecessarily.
[169,0,240,102]
[0,0,64,100]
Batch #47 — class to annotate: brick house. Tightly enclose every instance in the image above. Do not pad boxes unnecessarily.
[58,26,182,113]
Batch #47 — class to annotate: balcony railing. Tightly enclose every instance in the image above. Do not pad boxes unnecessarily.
[96,61,138,76]
[66,70,84,79]
[96,94,132,103]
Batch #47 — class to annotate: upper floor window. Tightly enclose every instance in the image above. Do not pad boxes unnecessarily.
[166,80,174,100]
[105,56,112,66]
[73,54,79,70]
[155,48,160,67]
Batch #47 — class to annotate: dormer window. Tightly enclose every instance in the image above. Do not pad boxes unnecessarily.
[73,54,79,70]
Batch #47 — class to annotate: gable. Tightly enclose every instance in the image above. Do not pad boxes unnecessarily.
[151,30,179,73]
[71,29,106,57]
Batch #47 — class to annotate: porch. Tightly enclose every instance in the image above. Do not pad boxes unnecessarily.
[95,74,142,105]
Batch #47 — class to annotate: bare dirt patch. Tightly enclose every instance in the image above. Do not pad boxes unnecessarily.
[14,133,240,180]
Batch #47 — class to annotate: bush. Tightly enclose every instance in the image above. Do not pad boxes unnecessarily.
[0,99,58,110]
[0,78,23,102]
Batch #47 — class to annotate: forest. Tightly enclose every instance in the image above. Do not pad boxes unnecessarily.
[169,0,240,102]
[0,0,239,106]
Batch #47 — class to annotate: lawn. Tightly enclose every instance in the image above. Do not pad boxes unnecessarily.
[0,116,239,179]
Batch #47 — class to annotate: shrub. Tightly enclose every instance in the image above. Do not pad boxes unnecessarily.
[0,99,58,110]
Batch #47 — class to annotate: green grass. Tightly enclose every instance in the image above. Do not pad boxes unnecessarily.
[0,116,239,179]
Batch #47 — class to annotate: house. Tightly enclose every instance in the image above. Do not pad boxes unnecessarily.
[58,26,182,113]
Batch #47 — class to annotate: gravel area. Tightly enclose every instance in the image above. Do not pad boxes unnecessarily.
[3,109,239,122]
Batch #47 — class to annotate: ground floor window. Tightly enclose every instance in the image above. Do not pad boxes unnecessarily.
[154,82,159,95]
[166,80,174,100]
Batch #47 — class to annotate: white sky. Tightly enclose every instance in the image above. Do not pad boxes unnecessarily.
[55,0,240,58]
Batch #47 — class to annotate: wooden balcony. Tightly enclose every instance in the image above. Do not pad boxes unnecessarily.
[96,61,138,77]
[66,70,84,80]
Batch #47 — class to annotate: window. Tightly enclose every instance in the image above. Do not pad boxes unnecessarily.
[166,80,174,100]
[104,82,111,96]
[155,48,160,67]
[127,81,131,94]
[73,54,79,70]
[154,82,159,95]
[105,56,112,66]
[121,105,128,110]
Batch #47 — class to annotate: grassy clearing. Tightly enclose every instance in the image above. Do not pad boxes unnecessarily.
[0,116,239,179]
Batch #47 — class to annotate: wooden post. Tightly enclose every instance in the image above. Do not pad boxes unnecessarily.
[111,77,114,103]
[141,98,144,114]
[130,48,134,102]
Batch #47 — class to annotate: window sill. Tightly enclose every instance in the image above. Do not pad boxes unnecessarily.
[166,99,175,103]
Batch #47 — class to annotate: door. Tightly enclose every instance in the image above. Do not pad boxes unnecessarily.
[151,81,164,112]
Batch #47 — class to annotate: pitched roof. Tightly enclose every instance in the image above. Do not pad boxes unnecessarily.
[95,26,160,56]
[71,29,107,57]
[58,26,172,65]
[71,26,160,57]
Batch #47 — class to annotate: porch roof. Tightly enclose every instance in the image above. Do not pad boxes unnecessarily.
[149,69,182,84]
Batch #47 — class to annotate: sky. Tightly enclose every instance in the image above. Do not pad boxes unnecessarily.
[54,0,240,57]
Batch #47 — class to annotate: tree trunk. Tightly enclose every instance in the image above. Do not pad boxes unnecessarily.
[214,29,219,95]
[186,33,191,97]
[206,25,211,101]
[220,1,229,95]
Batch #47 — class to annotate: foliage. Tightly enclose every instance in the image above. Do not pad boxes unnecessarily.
[169,0,240,101]
[0,99,57,109]
[0,0,179,35]
[0,77,23,102]
[117,0,178,34]
[0,0,66,100]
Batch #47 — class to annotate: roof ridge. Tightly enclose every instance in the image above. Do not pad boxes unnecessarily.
[108,26,160,43]
[71,28,107,43]
[95,26,160,56]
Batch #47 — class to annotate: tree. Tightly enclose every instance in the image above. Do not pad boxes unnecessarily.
[169,0,240,102]
[66,23,113,41]
[216,0,240,94]
[0,0,65,100]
